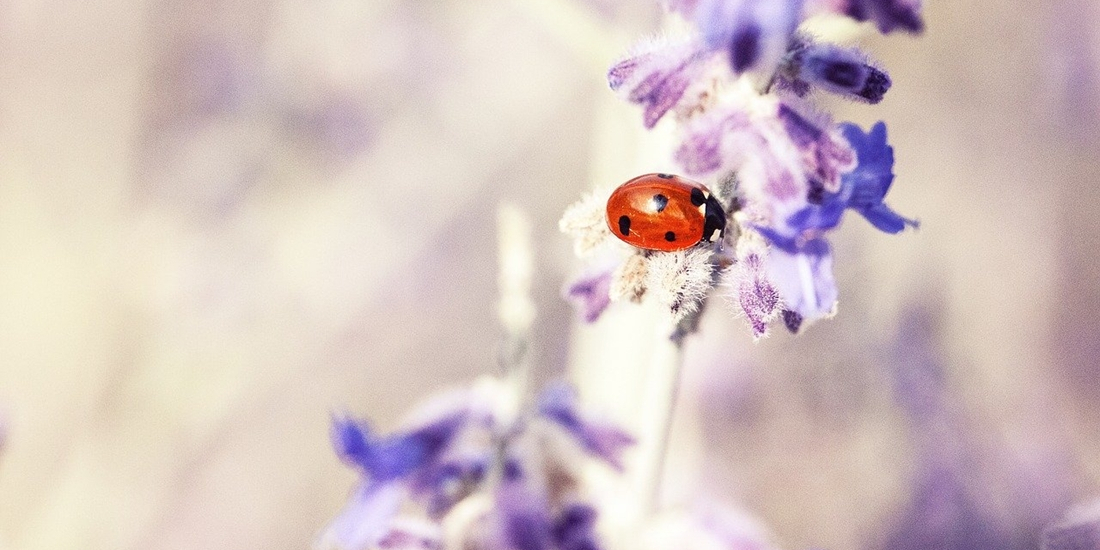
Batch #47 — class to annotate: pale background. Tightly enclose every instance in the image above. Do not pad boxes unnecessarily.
[0,1,1098,549]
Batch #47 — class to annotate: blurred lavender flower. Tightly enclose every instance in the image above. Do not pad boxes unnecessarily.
[537,383,635,469]
[564,269,614,323]
[561,0,919,335]
[879,466,1013,550]
[807,0,925,34]
[877,306,1075,550]
[319,379,633,550]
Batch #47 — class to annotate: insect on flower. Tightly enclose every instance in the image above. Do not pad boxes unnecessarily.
[605,173,728,252]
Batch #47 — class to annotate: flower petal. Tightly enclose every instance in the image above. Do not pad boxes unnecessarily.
[564,269,614,323]
[765,239,838,322]
[608,38,713,128]
[536,383,635,469]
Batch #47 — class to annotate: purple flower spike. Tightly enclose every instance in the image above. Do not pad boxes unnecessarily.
[564,270,614,323]
[331,413,468,483]
[608,39,712,128]
[536,383,635,469]
[779,38,892,103]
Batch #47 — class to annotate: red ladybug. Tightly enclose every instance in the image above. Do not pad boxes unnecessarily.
[605,173,727,252]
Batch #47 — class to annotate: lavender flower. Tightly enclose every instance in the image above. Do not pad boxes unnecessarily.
[691,0,805,74]
[776,35,892,103]
[607,38,717,129]
[757,121,916,250]
[537,383,635,469]
[564,269,614,323]
[807,0,925,34]
[319,379,633,550]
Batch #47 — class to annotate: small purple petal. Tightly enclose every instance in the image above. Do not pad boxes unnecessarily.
[607,53,648,90]
[839,121,918,232]
[608,40,711,128]
[565,270,613,323]
[415,454,491,517]
[849,0,924,34]
[734,252,782,338]
[778,103,824,148]
[766,241,838,322]
[676,118,730,175]
[331,412,468,483]
[333,416,373,465]
[674,106,753,177]
[536,383,635,469]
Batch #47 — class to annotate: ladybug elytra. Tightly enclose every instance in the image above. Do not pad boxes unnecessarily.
[605,173,727,252]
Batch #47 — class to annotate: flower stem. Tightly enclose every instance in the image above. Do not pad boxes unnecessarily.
[496,203,536,411]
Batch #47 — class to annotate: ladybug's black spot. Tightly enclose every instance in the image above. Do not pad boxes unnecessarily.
[618,215,631,236]
[656,173,673,179]
[652,194,669,213]
[690,188,706,206]
[664,231,676,242]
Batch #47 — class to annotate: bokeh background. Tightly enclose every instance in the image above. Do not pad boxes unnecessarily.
[0,1,1099,549]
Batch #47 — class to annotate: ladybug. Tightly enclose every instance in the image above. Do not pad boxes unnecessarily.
[605,173,727,252]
